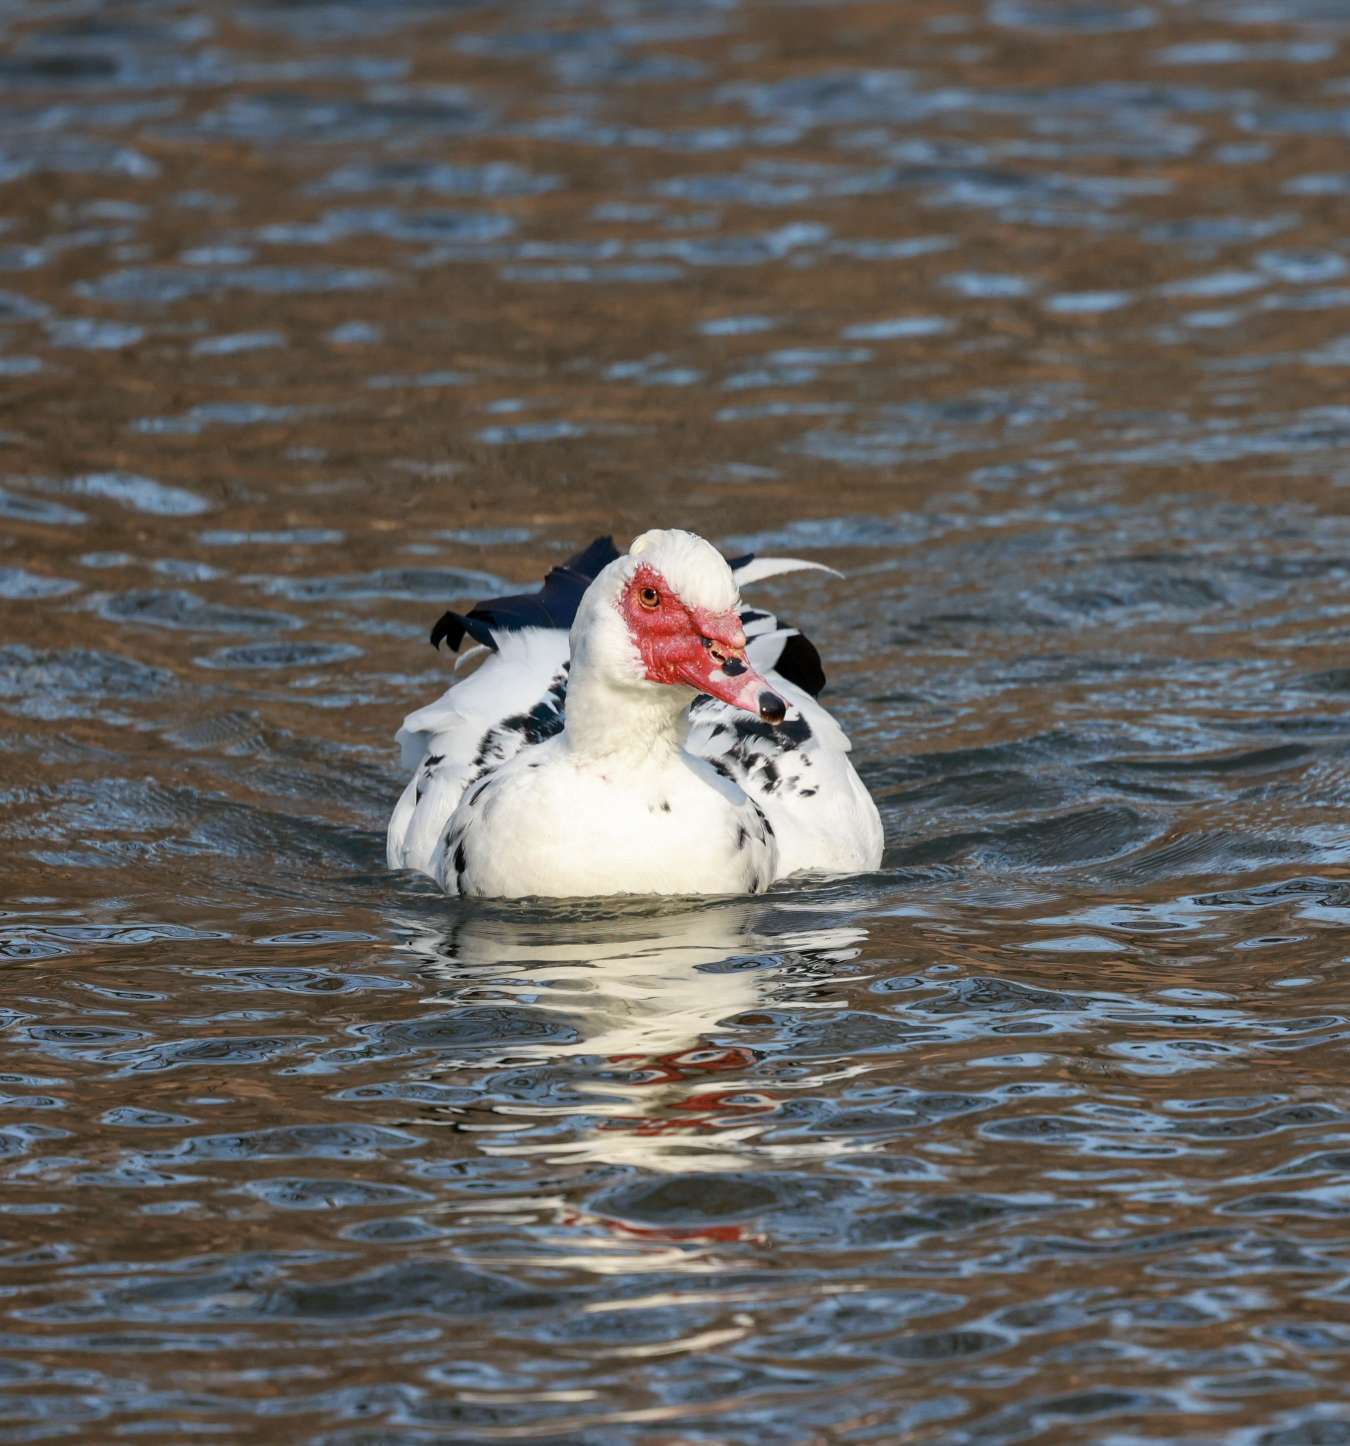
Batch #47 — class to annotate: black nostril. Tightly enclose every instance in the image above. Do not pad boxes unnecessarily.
[722,656,747,677]
[758,691,786,725]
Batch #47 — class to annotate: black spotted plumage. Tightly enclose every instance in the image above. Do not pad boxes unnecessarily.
[730,713,813,749]
[693,706,819,806]
[466,664,569,780]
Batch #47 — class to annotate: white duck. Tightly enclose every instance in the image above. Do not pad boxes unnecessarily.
[387,528,882,897]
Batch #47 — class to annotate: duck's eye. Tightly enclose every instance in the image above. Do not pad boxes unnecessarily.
[638,586,660,610]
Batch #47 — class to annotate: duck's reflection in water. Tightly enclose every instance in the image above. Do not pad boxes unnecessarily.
[396,899,867,1175]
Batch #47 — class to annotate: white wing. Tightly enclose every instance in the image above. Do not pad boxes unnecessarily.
[688,604,883,879]
[387,628,569,875]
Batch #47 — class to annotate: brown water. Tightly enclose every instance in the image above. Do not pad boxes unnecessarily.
[3,0,1350,1440]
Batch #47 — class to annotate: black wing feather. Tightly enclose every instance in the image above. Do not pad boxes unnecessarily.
[772,631,827,697]
[430,536,622,653]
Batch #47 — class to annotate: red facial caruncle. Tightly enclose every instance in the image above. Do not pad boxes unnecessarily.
[618,563,786,723]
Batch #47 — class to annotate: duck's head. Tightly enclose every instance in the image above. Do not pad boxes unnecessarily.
[572,528,786,724]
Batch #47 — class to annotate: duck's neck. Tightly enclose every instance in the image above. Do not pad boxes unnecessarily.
[562,643,690,766]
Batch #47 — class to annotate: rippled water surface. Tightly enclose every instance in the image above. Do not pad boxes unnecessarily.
[3,0,1350,1439]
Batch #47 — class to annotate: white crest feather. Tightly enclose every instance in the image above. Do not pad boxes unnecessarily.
[735,556,843,586]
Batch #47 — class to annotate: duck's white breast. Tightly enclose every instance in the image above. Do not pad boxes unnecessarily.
[435,743,777,899]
